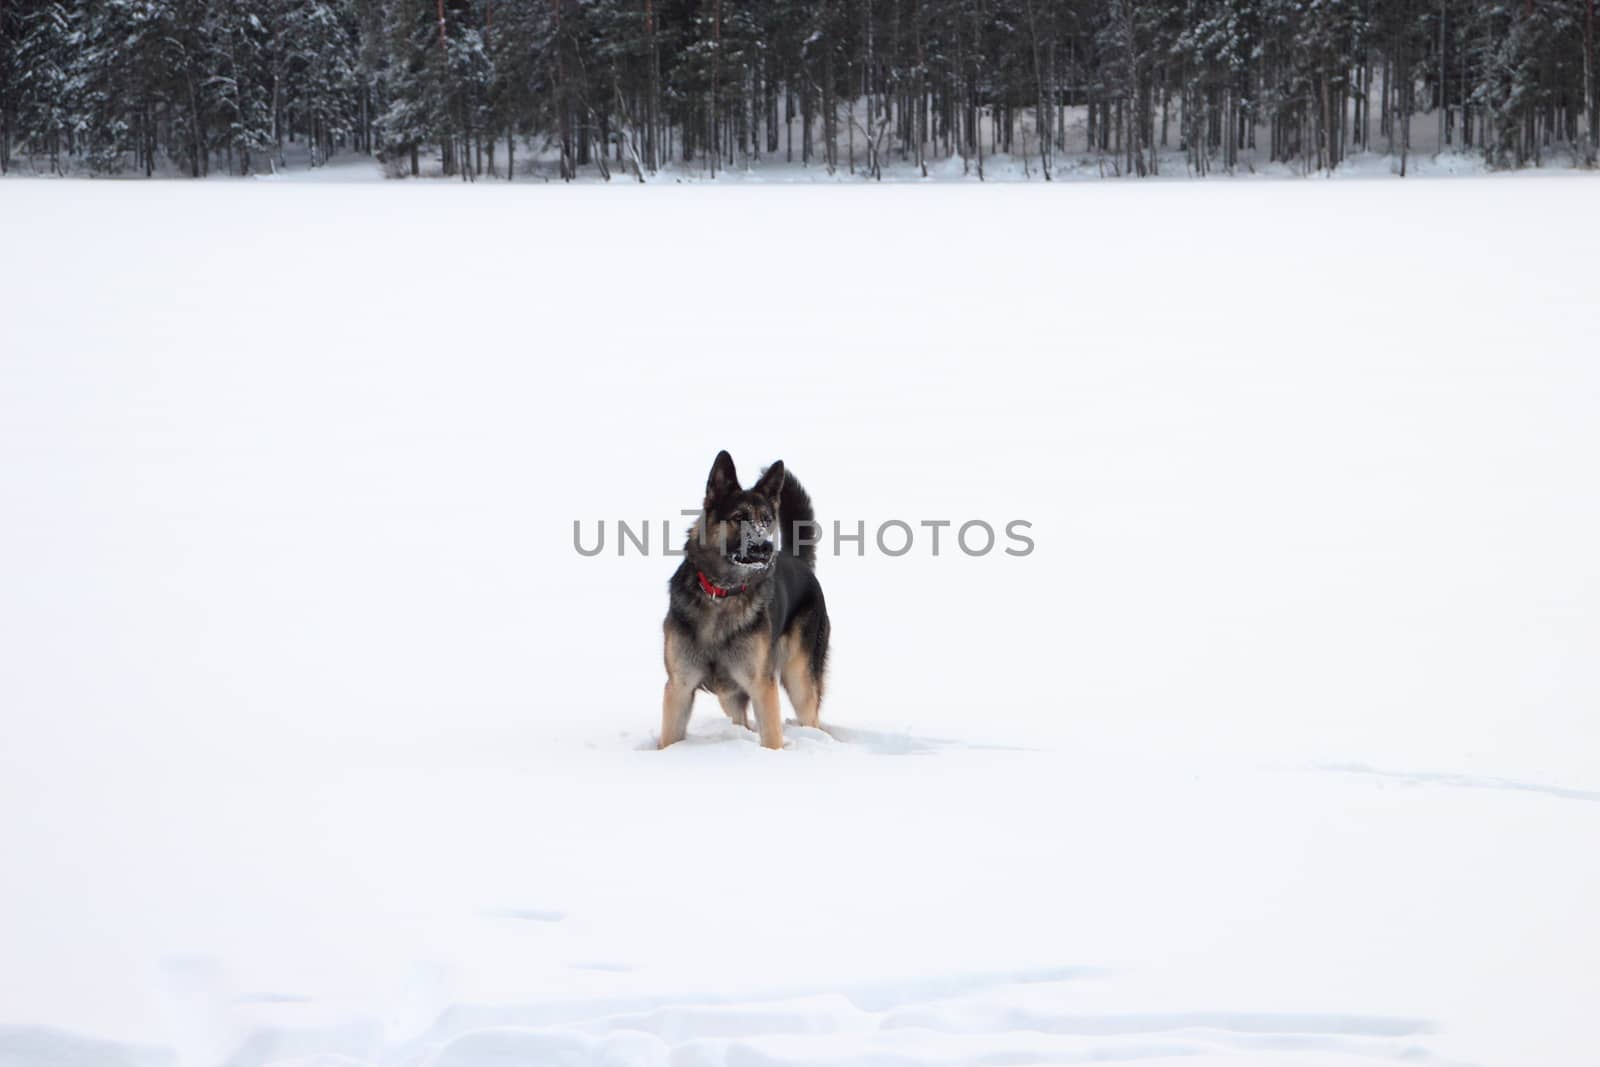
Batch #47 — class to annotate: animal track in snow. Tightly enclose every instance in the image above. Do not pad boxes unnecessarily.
[1318,762,1600,803]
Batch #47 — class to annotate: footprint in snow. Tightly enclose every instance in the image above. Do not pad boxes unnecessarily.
[480,906,566,923]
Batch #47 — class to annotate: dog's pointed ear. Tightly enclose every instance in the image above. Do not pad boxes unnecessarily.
[705,450,740,507]
[753,460,785,502]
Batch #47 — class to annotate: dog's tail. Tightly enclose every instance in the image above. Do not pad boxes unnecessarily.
[778,471,819,568]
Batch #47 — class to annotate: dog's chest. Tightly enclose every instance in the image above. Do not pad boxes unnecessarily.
[695,599,762,647]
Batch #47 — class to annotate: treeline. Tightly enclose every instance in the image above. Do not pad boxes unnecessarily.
[1,0,1595,179]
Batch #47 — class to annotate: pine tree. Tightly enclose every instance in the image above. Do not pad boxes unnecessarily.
[13,1,77,173]
[203,3,273,175]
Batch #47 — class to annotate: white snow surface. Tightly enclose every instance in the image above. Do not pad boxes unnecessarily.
[2,176,1598,1067]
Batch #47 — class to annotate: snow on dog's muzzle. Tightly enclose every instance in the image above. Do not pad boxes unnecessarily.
[731,521,775,569]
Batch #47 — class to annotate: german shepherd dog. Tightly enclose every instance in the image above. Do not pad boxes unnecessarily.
[660,451,830,750]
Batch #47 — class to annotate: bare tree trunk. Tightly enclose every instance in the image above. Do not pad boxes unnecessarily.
[1399,49,1410,176]
[710,0,721,178]
[865,0,879,178]
[847,94,854,173]
[555,0,573,180]
[916,10,927,176]
[1024,0,1050,179]
[823,0,836,173]
[1437,0,1447,154]
[972,1,984,180]
[645,0,660,171]
[186,71,202,178]
[1587,0,1598,162]
[1320,70,1333,171]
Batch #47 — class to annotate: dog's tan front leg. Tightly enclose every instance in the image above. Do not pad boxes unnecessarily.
[661,679,696,748]
[660,627,702,749]
[752,676,783,750]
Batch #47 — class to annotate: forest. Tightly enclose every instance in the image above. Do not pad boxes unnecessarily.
[0,0,1596,180]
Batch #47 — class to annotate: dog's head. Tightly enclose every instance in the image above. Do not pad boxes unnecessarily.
[693,450,785,577]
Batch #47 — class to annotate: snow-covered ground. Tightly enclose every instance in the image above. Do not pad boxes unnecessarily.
[2,176,1597,1067]
[3,102,1576,183]
[288,144,1499,184]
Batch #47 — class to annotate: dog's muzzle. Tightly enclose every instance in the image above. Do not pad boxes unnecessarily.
[731,522,775,569]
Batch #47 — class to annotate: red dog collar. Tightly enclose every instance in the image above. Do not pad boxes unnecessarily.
[697,570,746,599]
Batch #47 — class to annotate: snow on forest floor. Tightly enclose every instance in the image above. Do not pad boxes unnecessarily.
[0,143,1525,183]
[4,101,1588,183]
[274,145,1503,183]
[2,175,1598,1067]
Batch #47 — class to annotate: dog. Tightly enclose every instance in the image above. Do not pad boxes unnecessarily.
[660,451,830,750]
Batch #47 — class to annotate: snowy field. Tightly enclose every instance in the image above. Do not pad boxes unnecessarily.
[2,175,1598,1067]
